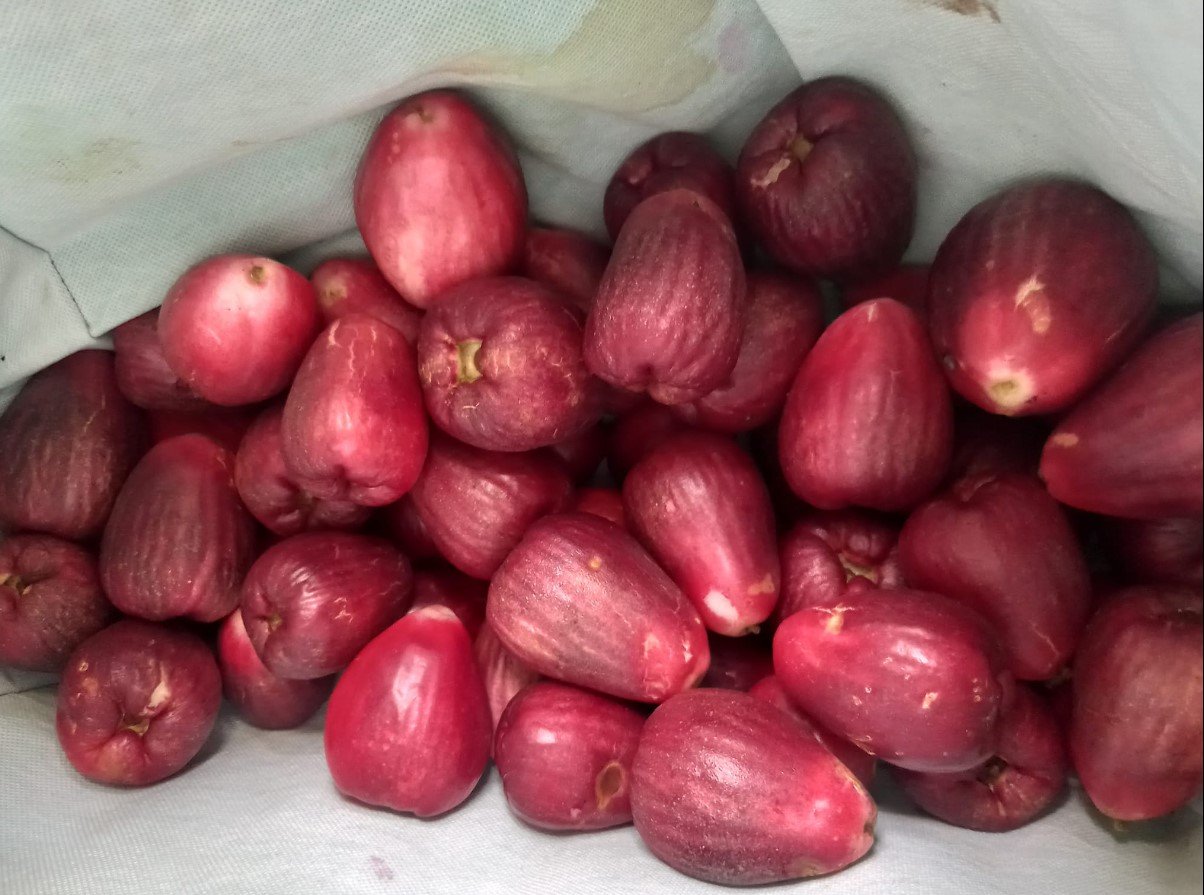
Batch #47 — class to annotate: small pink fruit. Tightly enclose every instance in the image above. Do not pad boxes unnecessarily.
[376,495,441,561]
[584,189,746,405]
[310,257,422,343]
[607,401,692,479]
[899,473,1092,681]
[0,535,114,672]
[0,350,146,540]
[775,509,903,625]
[100,435,256,622]
[672,271,825,433]
[1070,586,1203,821]
[779,299,952,512]
[929,180,1158,415]
[603,132,736,239]
[474,623,541,735]
[409,435,572,579]
[774,588,1011,772]
[1040,313,1203,518]
[241,532,413,680]
[623,432,780,635]
[282,314,428,507]
[549,425,607,484]
[56,620,221,786]
[112,310,208,411]
[147,405,258,454]
[631,689,876,885]
[217,608,332,730]
[159,255,320,406]
[418,276,602,451]
[569,487,626,528]
[948,405,1048,485]
[235,404,370,536]
[701,634,774,691]
[324,607,491,817]
[494,681,644,831]
[736,78,916,280]
[1102,517,1203,587]
[488,512,710,703]
[408,567,487,640]
[354,90,527,308]
[841,263,929,316]
[522,227,610,312]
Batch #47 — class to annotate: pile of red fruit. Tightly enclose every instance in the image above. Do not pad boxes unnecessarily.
[2,79,1201,886]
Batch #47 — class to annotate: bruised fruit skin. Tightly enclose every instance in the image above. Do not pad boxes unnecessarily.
[522,227,610,312]
[100,435,256,623]
[607,401,692,479]
[310,257,422,344]
[324,607,492,817]
[1040,314,1203,519]
[241,532,413,680]
[549,425,607,484]
[475,623,541,736]
[409,435,572,580]
[0,350,146,540]
[748,675,877,787]
[1070,586,1203,821]
[56,620,221,786]
[779,299,952,512]
[376,495,441,561]
[929,180,1158,416]
[774,588,1011,772]
[159,255,320,406]
[841,263,929,316]
[623,432,780,635]
[584,189,746,405]
[899,473,1092,681]
[235,404,370,537]
[736,78,916,280]
[494,681,644,831]
[603,132,737,240]
[354,90,527,308]
[1102,517,1203,587]
[418,277,602,452]
[217,609,332,730]
[947,405,1048,485]
[631,689,876,885]
[774,509,903,625]
[701,633,774,692]
[112,310,209,411]
[488,512,710,703]
[408,567,487,640]
[569,487,626,528]
[894,685,1067,832]
[147,405,258,454]
[672,271,825,433]
[0,535,113,673]
[282,314,428,507]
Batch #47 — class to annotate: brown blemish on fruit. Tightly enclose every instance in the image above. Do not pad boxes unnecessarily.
[1014,276,1051,334]
[411,104,435,124]
[266,612,283,632]
[0,573,28,595]
[594,760,625,809]
[747,573,776,596]
[1051,433,1079,448]
[248,264,268,285]
[789,859,824,878]
[977,756,1008,786]
[916,0,1001,23]
[318,283,346,309]
[456,340,484,385]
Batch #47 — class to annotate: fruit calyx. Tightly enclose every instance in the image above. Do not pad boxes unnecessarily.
[456,340,484,385]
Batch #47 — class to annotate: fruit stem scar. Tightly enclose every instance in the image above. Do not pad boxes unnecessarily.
[266,612,283,632]
[248,264,267,285]
[594,761,625,809]
[122,717,151,736]
[789,135,813,162]
[0,573,29,594]
[455,340,484,384]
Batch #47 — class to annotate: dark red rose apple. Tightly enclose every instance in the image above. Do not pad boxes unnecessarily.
[607,401,693,479]
[841,263,929,316]
[376,495,441,561]
[474,622,541,735]
[549,424,607,483]
[310,256,422,343]
[1102,517,1203,587]
[569,487,626,528]
[408,567,487,640]
[147,405,258,454]
[112,310,209,411]
[522,227,610,312]
[701,633,774,691]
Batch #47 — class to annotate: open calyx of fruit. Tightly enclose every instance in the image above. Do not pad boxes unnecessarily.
[1,77,1201,888]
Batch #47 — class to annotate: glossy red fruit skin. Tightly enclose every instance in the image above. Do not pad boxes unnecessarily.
[701,634,773,691]
[672,271,825,433]
[1040,314,1203,518]
[549,425,607,484]
[522,227,610,312]
[324,607,492,817]
[217,608,332,730]
[736,78,916,280]
[0,350,146,540]
[241,532,413,680]
[948,405,1048,485]
[354,90,527,308]
[112,310,209,411]
[55,620,221,786]
[100,435,255,623]
[235,405,370,536]
[603,132,736,239]
[899,473,1092,681]
[748,675,877,787]
[488,512,710,703]
[841,263,929,316]
[1069,586,1203,820]
[607,402,692,479]
[584,189,746,405]
[929,180,1158,416]
[894,685,1067,831]
[147,405,258,454]
[780,299,952,512]
[282,314,428,507]
[774,510,903,625]
[409,435,571,580]
[631,689,876,885]
[159,255,320,406]
[623,432,780,635]
[0,535,114,672]
[1102,517,1203,587]
[418,276,602,452]
[474,623,541,736]
[310,257,422,344]
[774,588,1012,772]
[408,567,487,640]
[376,495,441,561]
[569,487,626,528]
[494,681,644,831]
